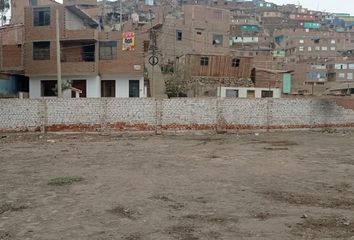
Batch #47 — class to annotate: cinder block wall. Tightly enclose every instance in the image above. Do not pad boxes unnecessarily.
[1,98,354,132]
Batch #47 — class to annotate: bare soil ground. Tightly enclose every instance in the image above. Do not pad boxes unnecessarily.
[1,130,354,240]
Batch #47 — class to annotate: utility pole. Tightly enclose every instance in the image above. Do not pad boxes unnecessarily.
[120,0,123,31]
[56,9,62,98]
[148,8,159,97]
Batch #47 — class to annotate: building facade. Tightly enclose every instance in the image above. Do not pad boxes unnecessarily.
[1,0,145,98]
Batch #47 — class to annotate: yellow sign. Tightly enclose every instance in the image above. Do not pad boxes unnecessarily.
[122,32,135,51]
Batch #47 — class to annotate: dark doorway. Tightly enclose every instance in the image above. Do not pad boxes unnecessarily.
[41,80,57,97]
[101,80,116,97]
[72,80,87,98]
[247,90,255,98]
[129,80,140,98]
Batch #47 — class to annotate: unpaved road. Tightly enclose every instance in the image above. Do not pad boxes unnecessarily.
[1,130,354,240]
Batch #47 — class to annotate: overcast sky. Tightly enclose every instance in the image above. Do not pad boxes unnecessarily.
[55,0,354,15]
[265,0,354,15]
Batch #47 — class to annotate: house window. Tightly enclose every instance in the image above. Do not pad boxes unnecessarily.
[321,46,327,51]
[99,41,117,60]
[299,46,304,51]
[261,90,273,98]
[71,80,87,98]
[212,34,223,45]
[176,30,182,41]
[330,47,336,51]
[200,57,209,66]
[338,73,346,78]
[41,80,56,97]
[299,39,304,43]
[226,89,239,98]
[308,46,312,51]
[349,64,354,69]
[33,7,50,26]
[347,73,353,80]
[33,41,50,60]
[129,80,140,97]
[196,31,202,35]
[231,58,240,67]
[314,39,320,44]
[315,46,320,51]
[29,0,38,6]
[331,39,336,44]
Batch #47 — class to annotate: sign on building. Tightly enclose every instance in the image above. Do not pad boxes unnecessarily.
[122,32,135,51]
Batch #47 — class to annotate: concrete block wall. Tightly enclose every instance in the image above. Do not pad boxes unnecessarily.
[1,98,354,132]
[0,99,43,132]
[106,98,156,130]
[219,99,268,128]
[161,98,218,129]
[46,98,104,131]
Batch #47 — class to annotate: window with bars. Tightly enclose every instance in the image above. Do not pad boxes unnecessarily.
[200,57,209,66]
[231,58,240,67]
[33,7,50,26]
[176,30,183,41]
[29,0,38,6]
[33,41,50,60]
[99,41,117,60]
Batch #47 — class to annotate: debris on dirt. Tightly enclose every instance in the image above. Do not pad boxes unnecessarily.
[151,195,174,202]
[0,136,7,139]
[216,130,227,135]
[264,146,289,150]
[263,190,354,209]
[168,202,185,210]
[334,182,352,193]
[48,176,84,186]
[122,232,141,240]
[182,214,239,224]
[301,214,308,219]
[108,205,138,219]
[252,211,275,221]
[0,230,13,240]
[166,225,199,240]
[292,216,354,239]
[322,128,352,136]
[46,140,56,143]
[0,202,28,215]
[249,140,298,146]
[204,231,222,239]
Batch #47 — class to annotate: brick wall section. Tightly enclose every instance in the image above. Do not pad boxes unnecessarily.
[161,98,218,129]
[106,98,156,130]
[46,99,104,131]
[334,98,354,112]
[1,98,354,132]
[0,99,43,132]
[2,45,23,68]
[219,99,268,128]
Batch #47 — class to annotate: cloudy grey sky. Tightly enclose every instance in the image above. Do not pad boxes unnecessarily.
[269,0,354,15]
[53,0,354,15]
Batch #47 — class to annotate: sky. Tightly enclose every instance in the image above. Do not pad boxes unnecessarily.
[6,0,354,17]
[52,0,354,15]
[269,0,354,15]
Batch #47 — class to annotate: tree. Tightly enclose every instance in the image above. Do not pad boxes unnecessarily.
[0,0,10,26]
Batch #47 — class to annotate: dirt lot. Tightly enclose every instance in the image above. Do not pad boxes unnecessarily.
[1,130,354,240]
